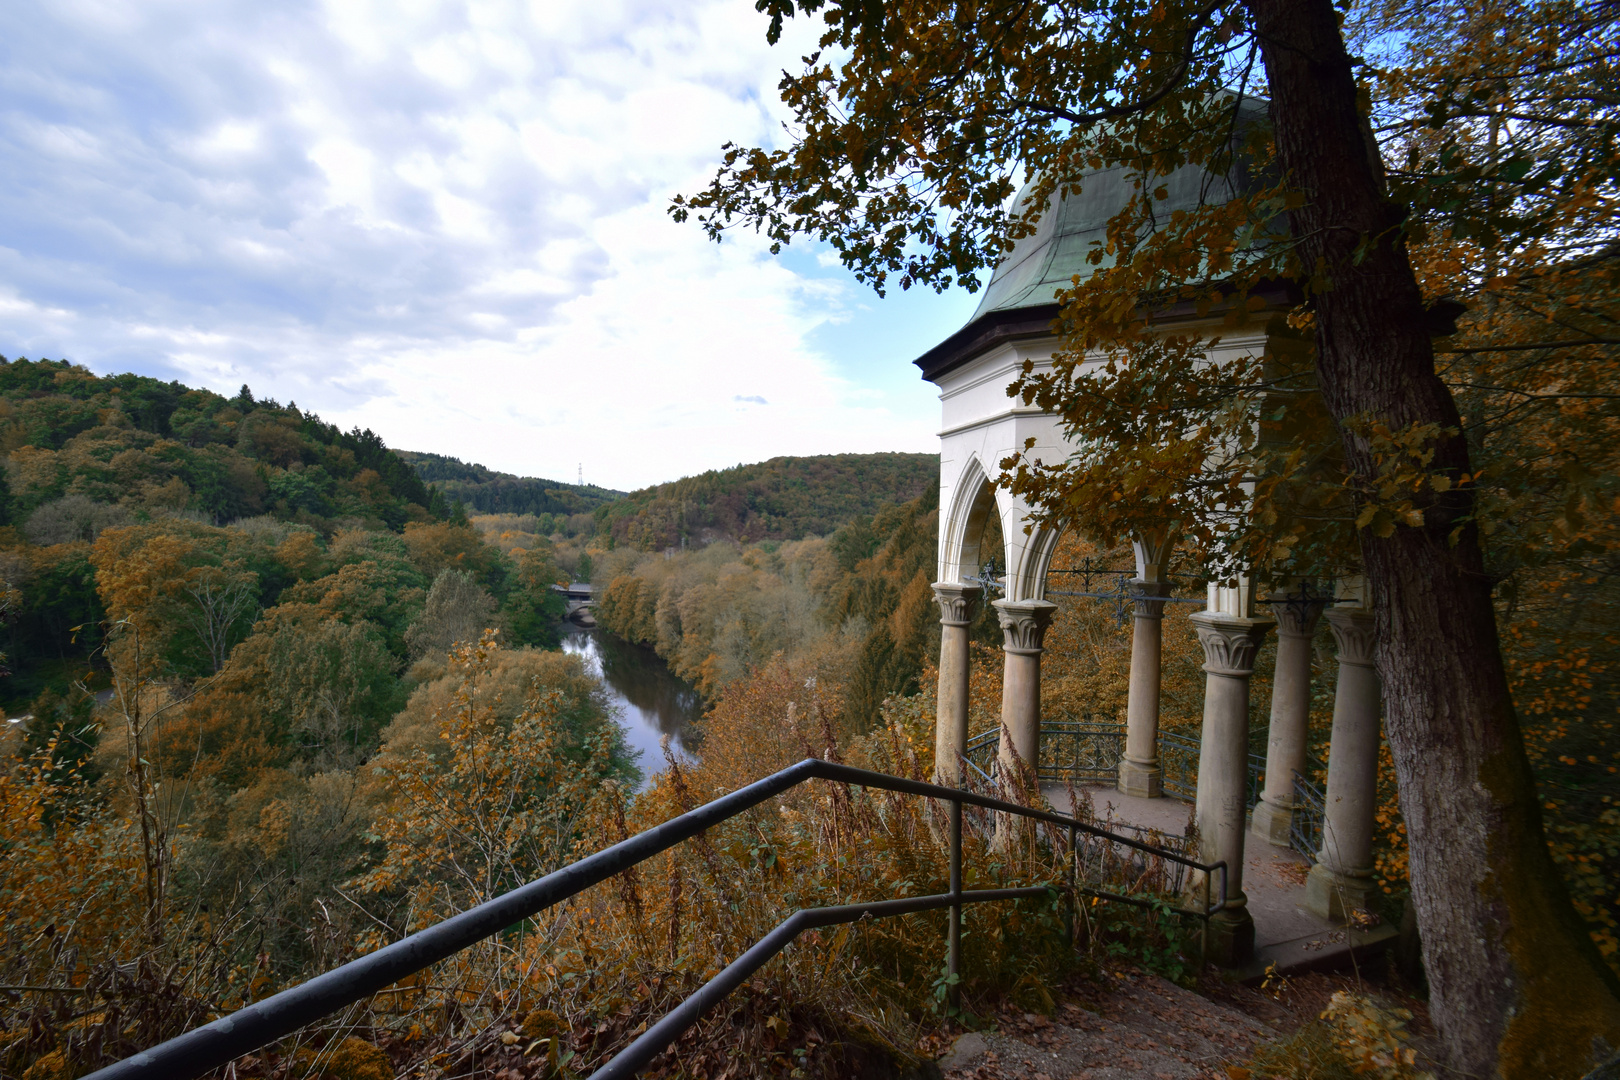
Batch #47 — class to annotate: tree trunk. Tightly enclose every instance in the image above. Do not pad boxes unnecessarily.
[1243,1,1620,1075]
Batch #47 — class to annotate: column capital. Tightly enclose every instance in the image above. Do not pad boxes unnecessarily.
[1189,611,1274,676]
[1132,528,1176,579]
[1324,606,1378,668]
[931,581,984,627]
[1266,592,1328,640]
[1130,579,1172,619]
[993,598,1057,655]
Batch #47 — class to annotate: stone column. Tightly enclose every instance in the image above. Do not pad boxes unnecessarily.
[993,599,1058,784]
[931,582,983,787]
[1306,606,1381,920]
[1189,609,1274,967]
[1118,580,1170,797]
[1252,590,1327,846]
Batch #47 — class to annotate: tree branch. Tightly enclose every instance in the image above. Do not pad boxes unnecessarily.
[1436,338,1619,354]
[1010,0,1230,126]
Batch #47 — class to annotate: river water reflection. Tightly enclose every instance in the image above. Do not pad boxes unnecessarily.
[561,628,702,786]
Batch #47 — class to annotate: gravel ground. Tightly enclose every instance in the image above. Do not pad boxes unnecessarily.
[931,965,1439,1080]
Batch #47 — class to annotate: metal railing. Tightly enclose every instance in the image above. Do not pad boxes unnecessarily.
[964,715,1124,784]
[87,758,1227,1080]
[1290,769,1326,862]
[966,720,1269,806]
[1159,729,1203,800]
[1159,726,1269,806]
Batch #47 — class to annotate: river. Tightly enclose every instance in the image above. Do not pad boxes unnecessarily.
[560,628,703,786]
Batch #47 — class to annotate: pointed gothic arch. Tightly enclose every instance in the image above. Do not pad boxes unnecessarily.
[940,453,1002,585]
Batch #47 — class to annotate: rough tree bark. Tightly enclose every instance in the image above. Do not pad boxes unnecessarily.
[1244,1,1620,1075]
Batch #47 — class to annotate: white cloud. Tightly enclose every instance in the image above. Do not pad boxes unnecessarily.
[0,0,975,490]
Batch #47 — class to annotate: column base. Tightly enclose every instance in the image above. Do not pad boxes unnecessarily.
[1116,757,1163,798]
[1205,906,1255,968]
[1304,863,1377,921]
[1250,797,1296,848]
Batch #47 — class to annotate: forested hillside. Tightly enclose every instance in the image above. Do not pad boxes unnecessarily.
[0,363,1093,1080]
[0,360,645,1079]
[394,449,621,529]
[0,358,436,528]
[595,490,963,730]
[594,452,937,550]
[0,358,490,703]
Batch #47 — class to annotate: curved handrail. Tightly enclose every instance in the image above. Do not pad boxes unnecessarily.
[85,758,1226,1080]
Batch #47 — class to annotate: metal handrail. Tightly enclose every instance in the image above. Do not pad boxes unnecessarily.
[87,758,1227,1080]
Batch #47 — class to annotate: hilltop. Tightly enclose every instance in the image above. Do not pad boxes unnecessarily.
[0,358,437,531]
[595,452,938,550]
[393,450,622,523]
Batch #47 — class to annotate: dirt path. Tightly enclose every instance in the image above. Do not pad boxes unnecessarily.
[931,966,1438,1080]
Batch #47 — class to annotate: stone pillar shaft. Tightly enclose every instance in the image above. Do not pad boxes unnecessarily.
[1252,592,1327,846]
[931,583,983,787]
[1189,609,1274,967]
[1306,606,1382,920]
[1118,581,1170,798]
[994,599,1057,783]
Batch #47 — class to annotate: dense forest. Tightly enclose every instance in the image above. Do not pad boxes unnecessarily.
[592,452,937,551]
[0,362,1080,1080]
[394,450,620,532]
[0,358,489,704]
[594,492,957,731]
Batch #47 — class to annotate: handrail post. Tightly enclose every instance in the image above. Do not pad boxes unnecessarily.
[1201,869,1211,969]
[948,796,962,1011]
[1067,823,1078,952]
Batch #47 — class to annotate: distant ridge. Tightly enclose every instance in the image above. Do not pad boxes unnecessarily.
[597,452,938,551]
[395,450,623,518]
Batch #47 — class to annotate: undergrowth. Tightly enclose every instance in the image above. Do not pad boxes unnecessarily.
[0,640,1215,1079]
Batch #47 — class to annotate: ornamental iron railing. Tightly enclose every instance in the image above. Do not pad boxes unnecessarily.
[963,714,1125,785]
[1159,728,1203,801]
[968,718,1270,808]
[86,759,1226,1080]
[1159,725,1270,807]
[1290,769,1327,863]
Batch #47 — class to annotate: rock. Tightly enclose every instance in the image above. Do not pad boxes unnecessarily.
[937,1032,989,1072]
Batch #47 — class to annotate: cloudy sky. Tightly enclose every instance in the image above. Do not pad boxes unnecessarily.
[0,0,982,491]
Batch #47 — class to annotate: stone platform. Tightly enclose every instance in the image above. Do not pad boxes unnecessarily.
[1043,783,1398,980]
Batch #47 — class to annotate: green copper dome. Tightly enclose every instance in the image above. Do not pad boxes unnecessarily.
[970,98,1270,321]
[914,99,1272,382]
[968,163,1237,318]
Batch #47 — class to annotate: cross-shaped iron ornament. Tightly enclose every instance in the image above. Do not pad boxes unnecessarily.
[1046,559,1203,624]
[1272,579,1352,621]
[966,557,1005,595]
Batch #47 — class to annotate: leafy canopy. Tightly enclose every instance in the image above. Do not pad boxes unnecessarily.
[677,0,1618,584]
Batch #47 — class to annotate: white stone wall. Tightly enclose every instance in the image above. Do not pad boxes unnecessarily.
[930,323,1270,602]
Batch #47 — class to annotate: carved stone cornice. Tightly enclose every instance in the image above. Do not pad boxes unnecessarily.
[1189,611,1274,677]
[993,599,1058,655]
[1324,606,1378,668]
[931,582,984,627]
[1131,579,1172,620]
